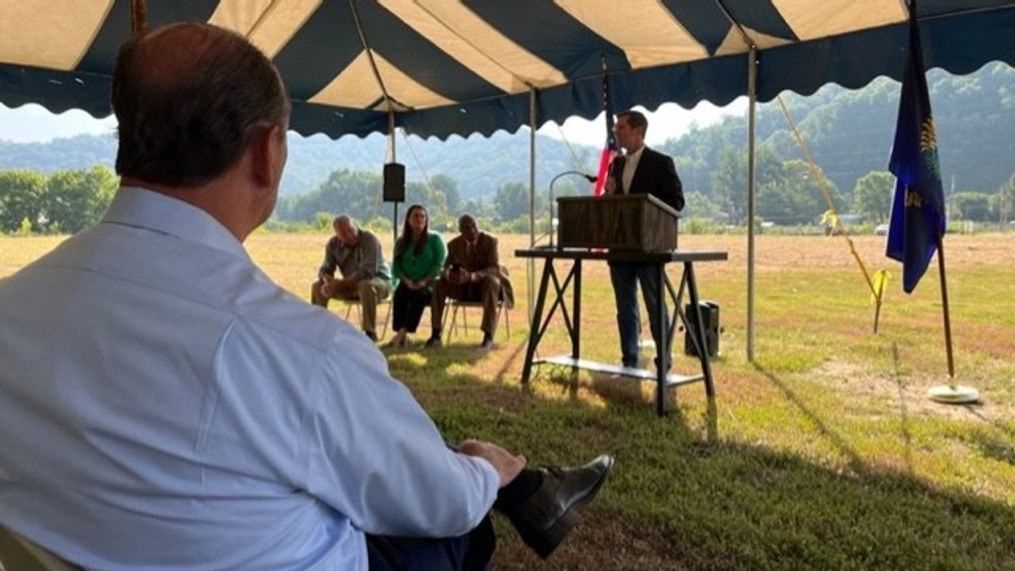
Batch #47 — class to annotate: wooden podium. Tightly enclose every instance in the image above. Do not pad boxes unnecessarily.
[556,194,679,251]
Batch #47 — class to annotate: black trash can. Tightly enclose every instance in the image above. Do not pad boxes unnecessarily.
[684,301,719,358]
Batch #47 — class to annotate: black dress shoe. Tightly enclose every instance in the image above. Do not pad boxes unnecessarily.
[505,454,614,559]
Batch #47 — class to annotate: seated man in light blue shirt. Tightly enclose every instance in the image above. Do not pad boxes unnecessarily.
[0,22,612,571]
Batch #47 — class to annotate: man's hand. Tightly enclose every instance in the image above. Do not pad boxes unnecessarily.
[451,268,471,285]
[603,176,617,195]
[320,276,336,298]
[457,439,526,488]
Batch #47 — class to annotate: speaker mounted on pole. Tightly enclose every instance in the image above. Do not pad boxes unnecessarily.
[383,163,405,203]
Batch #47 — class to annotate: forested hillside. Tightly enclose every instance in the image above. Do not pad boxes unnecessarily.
[663,63,1014,198]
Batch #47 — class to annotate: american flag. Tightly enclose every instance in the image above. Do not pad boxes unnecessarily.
[592,71,618,196]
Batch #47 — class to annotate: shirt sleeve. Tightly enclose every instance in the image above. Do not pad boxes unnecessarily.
[355,233,383,280]
[302,332,499,537]
[318,237,339,277]
[483,235,500,275]
[427,233,447,278]
[390,240,403,287]
[655,152,685,212]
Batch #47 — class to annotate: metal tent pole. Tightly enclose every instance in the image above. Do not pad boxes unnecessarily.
[746,47,757,362]
[527,87,537,323]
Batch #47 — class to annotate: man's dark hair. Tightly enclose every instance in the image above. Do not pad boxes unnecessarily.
[617,110,648,134]
[111,23,290,187]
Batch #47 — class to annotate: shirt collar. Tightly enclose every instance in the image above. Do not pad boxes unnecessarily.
[626,145,646,161]
[102,186,251,262]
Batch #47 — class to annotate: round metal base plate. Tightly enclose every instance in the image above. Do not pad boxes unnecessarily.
[927,385,980,404]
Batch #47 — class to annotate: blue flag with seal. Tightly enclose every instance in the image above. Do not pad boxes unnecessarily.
[885,5,946,293]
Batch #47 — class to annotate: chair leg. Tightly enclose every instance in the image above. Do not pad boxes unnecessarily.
[380,302,391,339]
[444,301,458,343]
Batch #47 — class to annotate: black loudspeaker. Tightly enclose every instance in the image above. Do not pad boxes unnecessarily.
[383,163,405,203]
[684,301,720,358]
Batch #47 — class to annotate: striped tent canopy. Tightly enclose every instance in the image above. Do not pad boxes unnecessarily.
[2,0,1014,140]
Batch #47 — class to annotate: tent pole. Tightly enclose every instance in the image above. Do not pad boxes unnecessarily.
[388,113,398,246]
[527,87,537,323]
[130,0,147,33]
[746,47,757,362]
[713,0,759,362]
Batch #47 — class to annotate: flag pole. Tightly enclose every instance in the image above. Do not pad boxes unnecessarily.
[889,0,976,403]
[936,235,955,379]
[927,234,980,403]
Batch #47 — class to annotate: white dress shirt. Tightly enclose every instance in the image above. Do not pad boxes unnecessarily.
[621,145,645,194]
[0,187,499,570]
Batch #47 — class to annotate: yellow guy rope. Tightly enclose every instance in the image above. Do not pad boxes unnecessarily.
[775,95,890,333]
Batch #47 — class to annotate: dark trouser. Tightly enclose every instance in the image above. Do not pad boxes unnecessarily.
[366,515,495,571]
[609,262,665,368]
[392,284,432,333]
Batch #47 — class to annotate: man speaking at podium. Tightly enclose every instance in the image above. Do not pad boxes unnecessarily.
[602,110,685,369]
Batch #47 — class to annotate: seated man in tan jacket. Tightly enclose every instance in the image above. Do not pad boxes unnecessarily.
[426,215,513,349]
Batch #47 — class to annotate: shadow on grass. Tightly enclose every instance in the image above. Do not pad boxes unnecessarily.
[389,356,1015,570]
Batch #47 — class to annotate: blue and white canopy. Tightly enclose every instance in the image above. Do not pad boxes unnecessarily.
[2,0,1013,140]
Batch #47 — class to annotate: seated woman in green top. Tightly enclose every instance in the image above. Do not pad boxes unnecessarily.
[388,204,447,348]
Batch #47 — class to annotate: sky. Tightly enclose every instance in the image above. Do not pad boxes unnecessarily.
[1,99,747,147]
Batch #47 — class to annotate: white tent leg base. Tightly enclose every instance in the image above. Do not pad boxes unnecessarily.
[927,384,980,404]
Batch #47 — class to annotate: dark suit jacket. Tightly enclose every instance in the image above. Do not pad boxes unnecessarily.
[443,231,515,308]
[609,146,684,212]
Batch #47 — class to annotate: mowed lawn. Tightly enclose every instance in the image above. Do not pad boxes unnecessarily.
[4,231,1015,570]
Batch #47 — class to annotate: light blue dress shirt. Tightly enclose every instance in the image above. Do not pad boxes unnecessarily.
[0,187,499,570]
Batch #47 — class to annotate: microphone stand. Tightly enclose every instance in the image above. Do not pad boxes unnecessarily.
[547,170,597,248]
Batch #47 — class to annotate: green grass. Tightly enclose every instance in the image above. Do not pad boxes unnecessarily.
[4,231,1014,569]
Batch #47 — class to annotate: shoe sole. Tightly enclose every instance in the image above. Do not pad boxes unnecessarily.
[529,455,615,559]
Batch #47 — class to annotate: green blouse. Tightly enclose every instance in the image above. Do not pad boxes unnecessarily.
[391,231,446,289]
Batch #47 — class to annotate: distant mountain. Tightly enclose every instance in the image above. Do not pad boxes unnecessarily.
[0,133,116,174]
[0,130,600,200]
[281,131,601,200]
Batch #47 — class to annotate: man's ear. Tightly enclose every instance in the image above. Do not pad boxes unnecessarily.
[251,123,285,188]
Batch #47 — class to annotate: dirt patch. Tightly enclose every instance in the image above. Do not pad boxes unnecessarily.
[808,358,1014,422]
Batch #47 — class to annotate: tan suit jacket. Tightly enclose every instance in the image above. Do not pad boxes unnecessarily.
[443,232,514,308]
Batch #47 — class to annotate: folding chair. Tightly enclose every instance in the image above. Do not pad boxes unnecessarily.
[0,524,79,571]
[340,297,392,338]
[444,298,510,343]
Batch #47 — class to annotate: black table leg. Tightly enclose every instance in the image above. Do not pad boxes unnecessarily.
[521,258,553,384]
[655,263,669,416]
[685,261,715,398]
[571,259,582,368]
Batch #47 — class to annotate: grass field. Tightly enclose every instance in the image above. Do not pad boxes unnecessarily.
[4,231,1014,569]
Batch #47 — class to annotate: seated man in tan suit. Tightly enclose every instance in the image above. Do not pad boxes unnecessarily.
[426,215,513,349]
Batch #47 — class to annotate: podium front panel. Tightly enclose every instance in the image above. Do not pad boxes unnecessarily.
[557,194,678,251]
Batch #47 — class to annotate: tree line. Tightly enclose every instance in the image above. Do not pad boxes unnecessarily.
[0,166,116,235]
[4,162,1012,237]
[272,156,1015,233]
